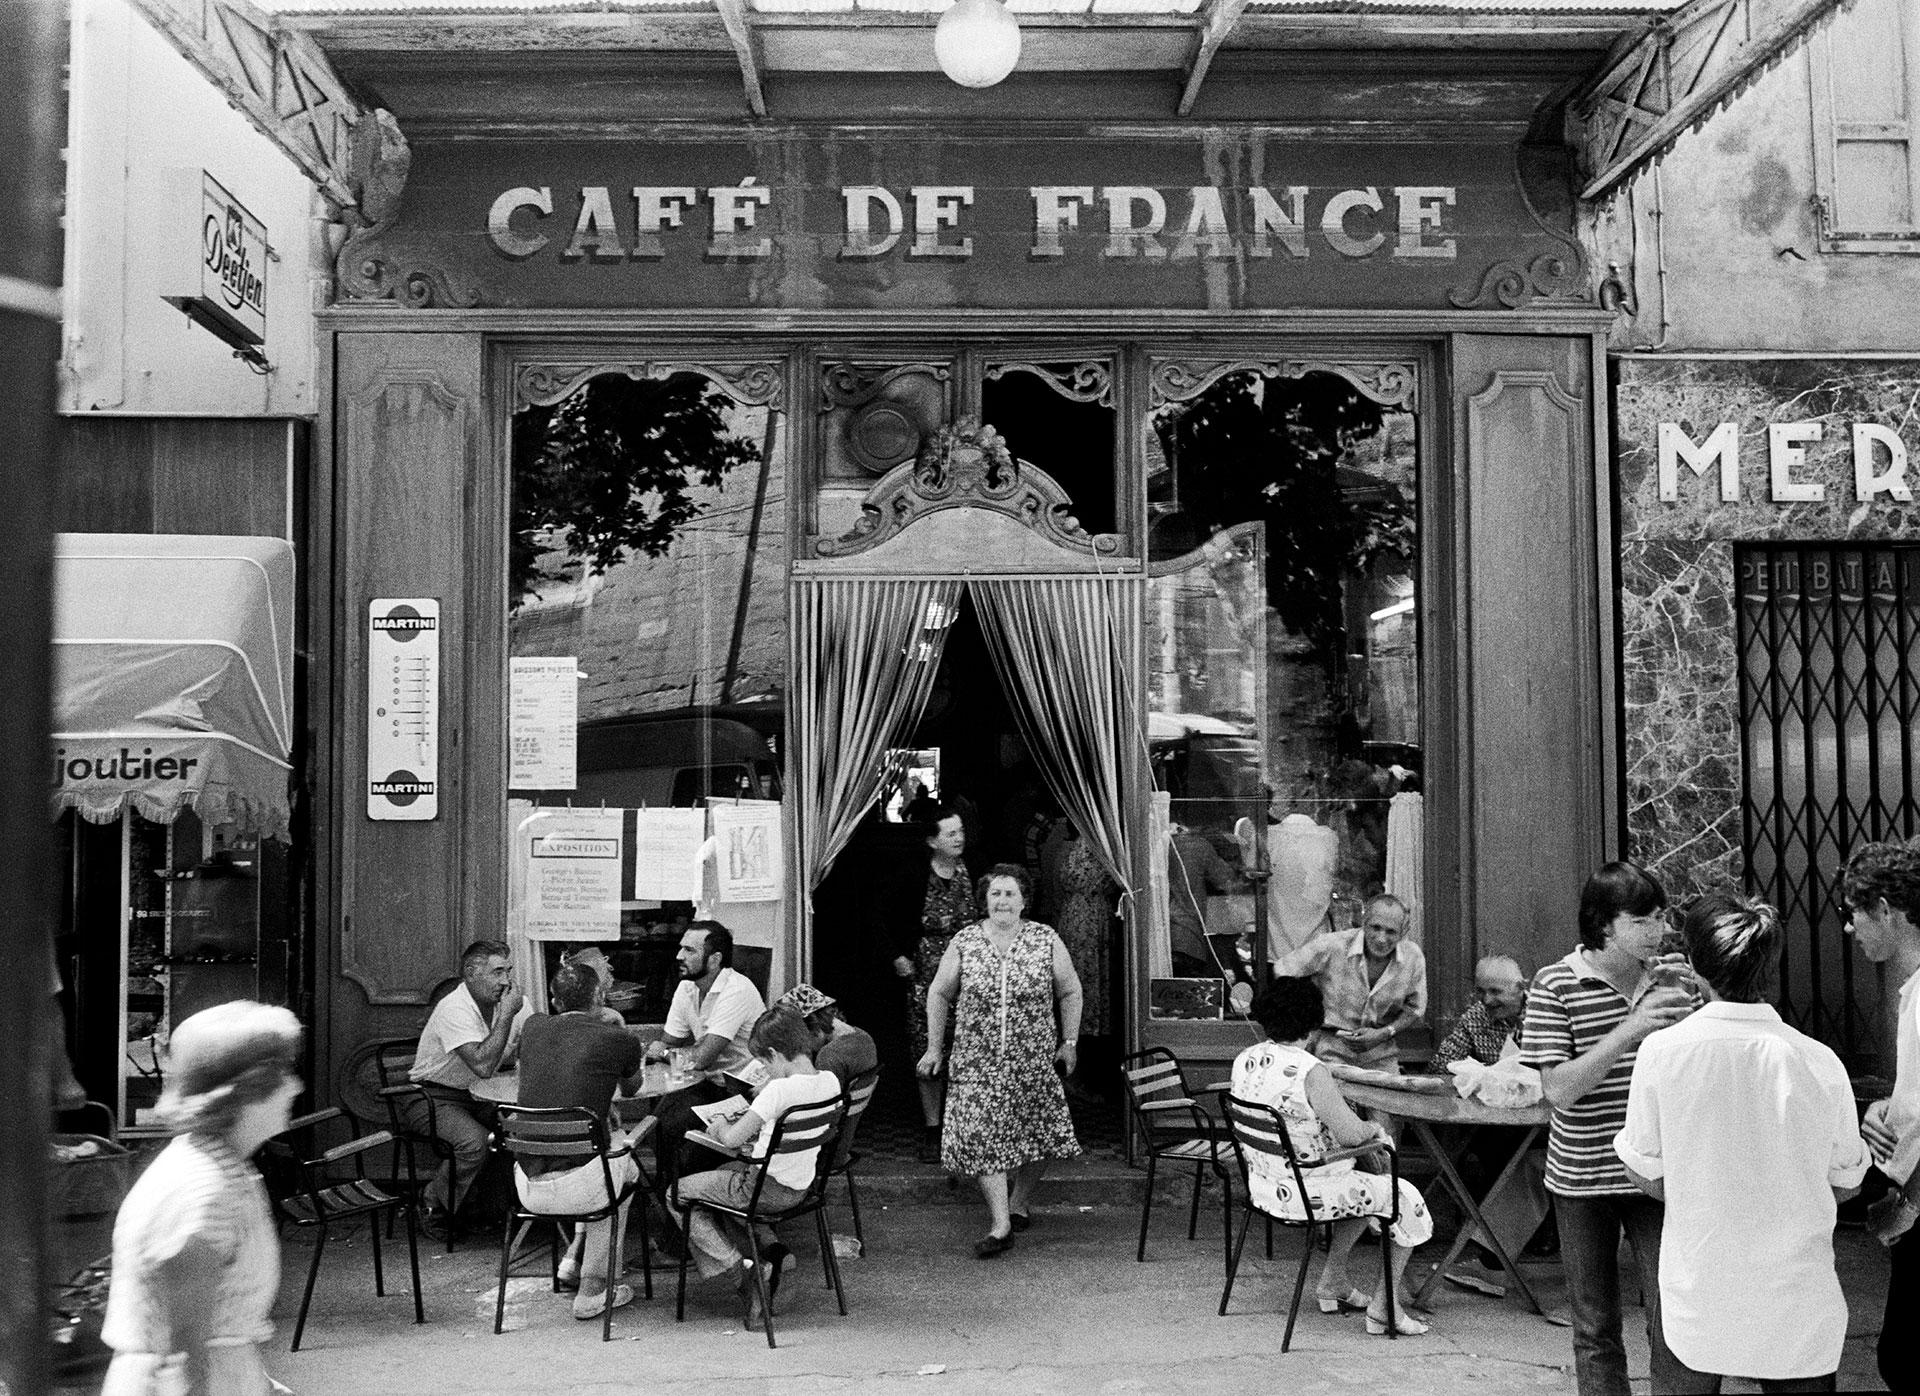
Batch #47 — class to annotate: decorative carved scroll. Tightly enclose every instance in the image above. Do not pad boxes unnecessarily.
[985,359,1115,407]
[1447,146,1592,310]
[817,420,1123,560]
[1150,357,1418,410]
[513,360,784,411]
[819,361,951,412]
[1150,358,1289,406]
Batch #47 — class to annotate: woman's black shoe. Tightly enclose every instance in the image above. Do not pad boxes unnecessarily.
[974,1232,1015,1258]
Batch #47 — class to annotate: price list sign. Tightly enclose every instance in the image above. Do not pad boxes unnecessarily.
[367,598,441,821]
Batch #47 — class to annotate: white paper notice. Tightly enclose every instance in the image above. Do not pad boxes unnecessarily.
[633,807,706,902]
[509,657,578,790]
[709,800,783,902]
[522,808,622,941]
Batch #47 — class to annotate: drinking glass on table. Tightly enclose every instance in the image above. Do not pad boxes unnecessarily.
[670,1047,695,1083]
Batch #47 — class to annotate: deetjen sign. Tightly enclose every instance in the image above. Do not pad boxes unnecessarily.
[162,170,268,351]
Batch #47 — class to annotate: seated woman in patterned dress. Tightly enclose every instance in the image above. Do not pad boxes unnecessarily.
[1230,977,1435,1336]
[918,862,1083,1258]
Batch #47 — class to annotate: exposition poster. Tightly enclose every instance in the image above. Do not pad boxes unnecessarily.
[521,807,622,940]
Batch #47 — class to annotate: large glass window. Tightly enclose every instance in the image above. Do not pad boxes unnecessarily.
[508,366,787,1015]
[1146,366,1420,984]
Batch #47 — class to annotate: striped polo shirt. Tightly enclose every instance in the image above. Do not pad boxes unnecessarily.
[1521,948,1699,1196]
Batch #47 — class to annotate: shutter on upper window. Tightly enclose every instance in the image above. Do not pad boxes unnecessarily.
[1811,0,1920,251]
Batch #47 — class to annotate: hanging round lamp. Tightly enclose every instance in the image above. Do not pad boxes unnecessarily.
[934,0,1022,90]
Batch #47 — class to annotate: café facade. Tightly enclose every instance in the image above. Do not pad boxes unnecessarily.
[284,3,1654,1091]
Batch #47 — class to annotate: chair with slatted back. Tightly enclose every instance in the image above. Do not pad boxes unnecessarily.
[490,1106,652,1343]
[1121,1047,1235,1266]
[820,1068,881,1253]
[1216,1090,1401,1351]
[670,1093,849,1349]
[370,1037,463,1252]
[266,1107,424,1352]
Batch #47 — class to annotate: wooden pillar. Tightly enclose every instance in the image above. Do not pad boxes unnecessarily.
[323,332,499,1086]
[1447,332,1611,987]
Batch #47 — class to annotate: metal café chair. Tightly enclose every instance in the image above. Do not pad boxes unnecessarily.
[266,1107,425,1352]
[369,1037,463,1252]
[1120,1047,1235,1265]
[489,1106,655,1343]
[1217,1090,1402,1352]
[670,1093,849,1350]
[820,1067,881,1254]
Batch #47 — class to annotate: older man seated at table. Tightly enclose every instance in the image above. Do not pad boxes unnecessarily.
[404,938,531,1240]
[515,961,646,1320]
[1433,954,1553,1300]
[645,921,767,1197]
[1271,894,1426,1070]
[777,983,878,1083]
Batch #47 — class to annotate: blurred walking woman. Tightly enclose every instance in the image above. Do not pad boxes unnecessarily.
[918,863,1083,1257]
[102,1001,303,1396]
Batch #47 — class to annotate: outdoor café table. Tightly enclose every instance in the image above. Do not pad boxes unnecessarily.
[613,1060,697,1126]
[1330,1065,1554,1318]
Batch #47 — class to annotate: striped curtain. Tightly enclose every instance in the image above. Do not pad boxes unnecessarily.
[792,578,964,921]
[971,575,1143,903]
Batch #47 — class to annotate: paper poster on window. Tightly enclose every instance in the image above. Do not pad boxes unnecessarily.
[708,799,783,902]
[632,807,705,902]
[520,807,622,941]
[509,657,578,790]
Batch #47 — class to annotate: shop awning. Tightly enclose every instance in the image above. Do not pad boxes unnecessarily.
[52,534,296,840]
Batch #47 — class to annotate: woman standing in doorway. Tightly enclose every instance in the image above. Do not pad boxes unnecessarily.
[919,863,1083,1256]
[892,804,977,1161]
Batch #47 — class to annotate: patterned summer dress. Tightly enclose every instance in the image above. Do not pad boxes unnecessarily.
[1228,1039,1433,1247]
[907,859,976,1061]
[941,922,1083,1175]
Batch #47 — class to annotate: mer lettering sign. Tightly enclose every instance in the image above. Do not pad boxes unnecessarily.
[1658,420,1914,504]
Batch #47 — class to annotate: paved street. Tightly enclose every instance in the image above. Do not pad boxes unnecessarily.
[85,1193,1888,1396]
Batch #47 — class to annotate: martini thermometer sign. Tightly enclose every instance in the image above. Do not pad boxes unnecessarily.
[367,598,441,820]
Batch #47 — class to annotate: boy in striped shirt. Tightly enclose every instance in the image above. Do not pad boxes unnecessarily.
[1521,861,1699,1396]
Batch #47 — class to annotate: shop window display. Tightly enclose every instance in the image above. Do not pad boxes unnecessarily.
[507,366,788,1016]
[1146,367,1420,983]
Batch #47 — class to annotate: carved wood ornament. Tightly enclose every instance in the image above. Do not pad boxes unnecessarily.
[816,418,1124,560]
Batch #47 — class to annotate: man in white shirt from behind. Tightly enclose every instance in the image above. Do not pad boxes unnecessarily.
[1614,894,1868,1393]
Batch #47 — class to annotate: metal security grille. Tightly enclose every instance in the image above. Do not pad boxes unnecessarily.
[1737,544,1920,1062]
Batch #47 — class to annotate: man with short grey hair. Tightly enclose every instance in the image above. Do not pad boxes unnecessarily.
[1271,892,1426,1069]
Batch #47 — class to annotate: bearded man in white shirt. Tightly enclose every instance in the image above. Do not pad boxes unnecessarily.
[1614,894,1868,1393]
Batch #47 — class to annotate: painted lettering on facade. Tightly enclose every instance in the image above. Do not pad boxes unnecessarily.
[1657,420,1913,504]
[486,181,1458,264]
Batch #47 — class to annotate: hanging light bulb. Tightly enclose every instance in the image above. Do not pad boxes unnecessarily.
[934,0,1021,90]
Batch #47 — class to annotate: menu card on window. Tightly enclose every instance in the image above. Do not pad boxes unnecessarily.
[632,807,705,902]
[509,657,578,790]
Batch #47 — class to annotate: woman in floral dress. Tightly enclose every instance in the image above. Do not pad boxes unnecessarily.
[1230,976,1434,1336]
[893,805,977,1159]
[918,863,1083,1257]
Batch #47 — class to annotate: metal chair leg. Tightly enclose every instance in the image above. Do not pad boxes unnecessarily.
[1218,1172,1234,1280]
[847,1171,866,1253]
[745,1226,776,1349]
[1187,1160,1205,1240]
[633,1187,652,1301]
[674,1203,691,1322]
[401,1201,424,1324]
[1218,1206,1253,1316]
[601,1217,618,1343]
[1136,1153,1159,1261]
[817,1207,848,1317]
[1281,1222,1315,1353]
[1380,1221,1396,1339]
[291,1224,327,1351]
[1265,1215,1274,1260]
[369,1200,387,1296]
[493,1213,516,1335]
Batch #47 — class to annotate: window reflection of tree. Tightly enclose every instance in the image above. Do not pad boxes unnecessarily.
[1150,370,1418,899]
[509,373,764,611]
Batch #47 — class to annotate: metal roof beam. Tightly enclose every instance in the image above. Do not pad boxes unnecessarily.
[1573,0,1851,201]
[127,0,367,212]
[715,0,768,116]
[1177,0,1249,116]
